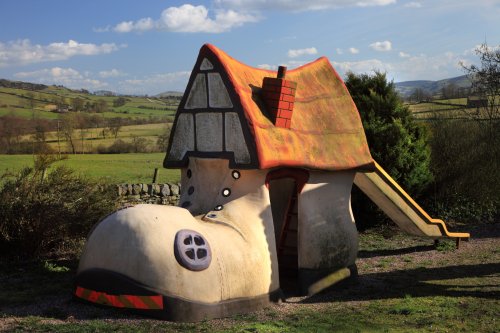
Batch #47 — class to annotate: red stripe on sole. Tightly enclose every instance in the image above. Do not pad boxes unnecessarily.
[74,286,164,310]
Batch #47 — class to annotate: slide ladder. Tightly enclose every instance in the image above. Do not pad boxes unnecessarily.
[277,189,299,272]
[354,161,470,246]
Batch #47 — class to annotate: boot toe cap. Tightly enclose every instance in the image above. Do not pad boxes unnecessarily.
[77,204,222,303]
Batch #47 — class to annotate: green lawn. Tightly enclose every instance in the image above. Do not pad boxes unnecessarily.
[0,153,180,184]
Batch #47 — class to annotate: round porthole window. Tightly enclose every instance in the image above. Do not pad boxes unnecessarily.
[187,169,192,178]
[174,229,211,271]
[188,186,195,195]
[222,188,231,197]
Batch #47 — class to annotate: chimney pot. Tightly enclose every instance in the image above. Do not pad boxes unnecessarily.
[277,66,287,79]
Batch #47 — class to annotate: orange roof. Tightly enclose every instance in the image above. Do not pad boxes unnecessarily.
[205,44,374,171]
[165,44,374,172]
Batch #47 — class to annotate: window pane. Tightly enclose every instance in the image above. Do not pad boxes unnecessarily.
[168,113,195,160]
[208,73,233,108]
[200,58,214,70]
[225,112,251,164]
[195,113,223,151]
[185,74,207,109]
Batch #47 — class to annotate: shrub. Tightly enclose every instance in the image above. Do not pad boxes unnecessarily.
[346,71,433,194]
[97,138,156,154]
[345,72,433,230]
[97,139,134,153]
[426,117,499,222]
[0,155,118,258]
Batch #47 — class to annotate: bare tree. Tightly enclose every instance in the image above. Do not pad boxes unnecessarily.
[410,88,432,103]
[60,113,77,154]
[461,43,500,134]
[441,83,458,99]
[32,121,53,154]
[0,114,24,153]
[156,123,172,151]
[108,118,122,139]
[71,97,84,112]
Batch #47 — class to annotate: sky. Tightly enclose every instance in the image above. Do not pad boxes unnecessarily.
[0,0,499,95]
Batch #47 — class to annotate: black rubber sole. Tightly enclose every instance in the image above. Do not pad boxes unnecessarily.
[75,268,283,322]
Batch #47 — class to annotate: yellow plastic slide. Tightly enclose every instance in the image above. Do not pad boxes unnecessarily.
[354,161,470,240]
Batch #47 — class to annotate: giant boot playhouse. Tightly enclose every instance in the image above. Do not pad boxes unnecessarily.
[75,44,469,321]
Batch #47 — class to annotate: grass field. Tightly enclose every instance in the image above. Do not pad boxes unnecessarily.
[0,222,497,332]
[0,85,179,121]
[21,122,171,154]
[408,97,498,120]
[0,153,180,184]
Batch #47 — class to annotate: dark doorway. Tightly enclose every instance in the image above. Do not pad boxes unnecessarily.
[266,169,309,292]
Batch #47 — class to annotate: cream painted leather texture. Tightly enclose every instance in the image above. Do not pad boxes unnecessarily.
[78,158,279,304]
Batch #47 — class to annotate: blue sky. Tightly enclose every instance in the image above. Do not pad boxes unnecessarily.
[0,0,498,95]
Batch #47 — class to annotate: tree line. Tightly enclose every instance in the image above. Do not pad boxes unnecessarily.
[0,112,170,154]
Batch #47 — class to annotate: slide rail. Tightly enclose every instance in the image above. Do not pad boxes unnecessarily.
[355,161,470,242]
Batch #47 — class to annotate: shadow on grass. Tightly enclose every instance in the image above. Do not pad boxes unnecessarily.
[300,262,500,304]
[358,244,436,258]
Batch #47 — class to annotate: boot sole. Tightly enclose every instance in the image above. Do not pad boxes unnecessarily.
[75,268,282,322]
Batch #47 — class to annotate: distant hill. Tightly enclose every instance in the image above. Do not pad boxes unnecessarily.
[395,75,471,98]
[93,90,117,97]
[155,91,183,98]
[0,78,179,123]
[0,78,48,91]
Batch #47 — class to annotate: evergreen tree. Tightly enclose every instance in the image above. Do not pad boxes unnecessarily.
[345,71,433,228]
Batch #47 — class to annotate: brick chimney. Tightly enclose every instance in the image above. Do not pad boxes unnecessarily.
[261,66,297,129]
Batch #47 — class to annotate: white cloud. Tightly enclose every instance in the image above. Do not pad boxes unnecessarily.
[285,60,308,68]
[99,69,126,78]
[214,0,396,11]
[255,60,312,71]
[288,47,318,58]
[369,40,392,52]
[14,67,108,90]
[333,50,469,82]
[336,48,344,55]
[0,39,123,67]
[114,17,155,33]
[14,67,191,94]
[93,25,111,33]
[118,71,191,95]
[464,43,500,56]
[399,51,410,58]
[348,47,360,54]
[404,2,422,8]
[257,64,276,70]
[109,4,259,34]
[332,59,393,75]
[392,52,464,80]
[332,50,469,82]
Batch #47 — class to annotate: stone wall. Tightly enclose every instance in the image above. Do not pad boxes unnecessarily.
[117,183,181,206]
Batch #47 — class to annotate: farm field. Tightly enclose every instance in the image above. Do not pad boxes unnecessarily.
[0,153,180,184]
[408,98,467,119]
[0,222,497,332]
[0,84,179,121]
[26,122,170,154]
[408,97,498,120]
